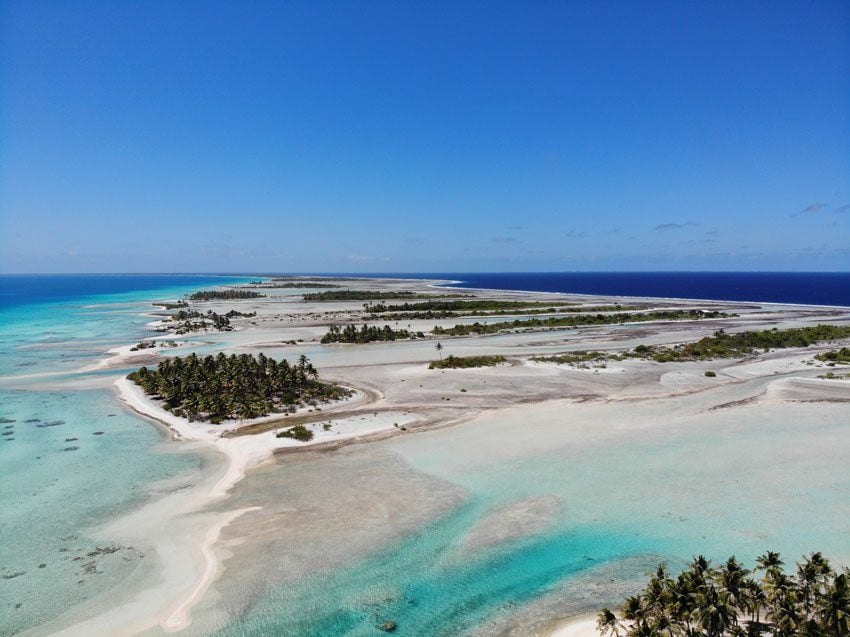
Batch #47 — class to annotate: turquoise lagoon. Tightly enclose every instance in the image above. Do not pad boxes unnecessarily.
[1,275,848,636]
[204,393,850,636]
[0,275,251,634]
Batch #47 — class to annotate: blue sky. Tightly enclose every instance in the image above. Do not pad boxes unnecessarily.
[1,0,848,273]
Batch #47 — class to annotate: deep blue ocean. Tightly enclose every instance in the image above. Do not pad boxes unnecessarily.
[0,274,245,310]
[2,272,847,309]
[368,272,850,306]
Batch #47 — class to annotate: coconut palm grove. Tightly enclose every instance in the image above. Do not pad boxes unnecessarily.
[597,552,850,637]
[127,353,351,422]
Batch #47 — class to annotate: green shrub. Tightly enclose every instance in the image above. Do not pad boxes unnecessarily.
[276,425,314,442]
[637,325,850,362]
[815,347,850,363]
[188,289,264,300]
[429,355,506,369]
[432,310,732,337]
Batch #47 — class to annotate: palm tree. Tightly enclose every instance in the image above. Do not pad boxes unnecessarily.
[816,572,850,637]
[695,586,735,637]
[742,577,767,627]
[622,595,650,635]
[435,341,443,361]
[756,552,784,576]
[306,362,319,380]
[643,573,670,626]
[797,558,820,620]
[601,552,848,637]
[768,593,800,637]
[718,557,750,613]
[669,574,698,634]
[692,555,711,574]
[597,608,620,637]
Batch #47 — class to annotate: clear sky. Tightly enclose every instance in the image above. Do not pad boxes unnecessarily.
[1,0,848,273]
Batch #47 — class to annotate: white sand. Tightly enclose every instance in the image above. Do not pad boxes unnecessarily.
[19,276,850,635]
[160,506,260,633]
[548,617,601,637]
[110,376,414,632]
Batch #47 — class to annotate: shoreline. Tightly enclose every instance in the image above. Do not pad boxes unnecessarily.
[431,281,850,310]
[546,616,600,637]
[159,506,261,633]
[109,373,417,632]
[14,274,850,636]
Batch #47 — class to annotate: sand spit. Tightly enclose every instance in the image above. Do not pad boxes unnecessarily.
[109,375,413,633]
[160,506,260,633]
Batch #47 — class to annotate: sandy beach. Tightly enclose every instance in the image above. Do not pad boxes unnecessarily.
[8,276,850,636]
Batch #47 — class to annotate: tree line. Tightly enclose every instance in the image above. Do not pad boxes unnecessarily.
[597,551,849,637]
[432,310,731,337]
[187,289,265,301]
[640,325,850,362]
[304,290,425,301]
[127,353,350,423]
[365,304,649,322]
[429,354,506,369]
[165,309,255,334]
[248,278,341,289]
[531,326,850,365]
[363,299,573,313]
[321,324,419,343]
[815,347,850,364]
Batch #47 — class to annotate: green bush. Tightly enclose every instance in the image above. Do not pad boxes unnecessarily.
[276,425,314,442]
[429,355,506,369]
[815,347,850,363]
[642,325,850,362]
[433,310,732,337]
[188,289,264,300]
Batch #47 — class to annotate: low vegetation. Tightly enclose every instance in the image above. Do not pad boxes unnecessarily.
[433,310,730,337]
[155,300,188,310]
[249,278,341,289]
[276,424,314,442]
[167,309,256,334]
[187,289,265,301]
[532,326,850,367]
[640,325,850,362]
[818,371,850,380]
[321,323,419,343]
[364,299,573,313]
[532,351,620,365]
[597,551,850,637]
[127,353,350,423]
[304,290,428,301]
[364,300,650,321]
[429,355,506,369]
[129,341,156,352]
[815,347,850,364]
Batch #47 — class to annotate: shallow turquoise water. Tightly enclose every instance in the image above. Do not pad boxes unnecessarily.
[2,275,848,635]
[215,502,655,636]
[0,276,252,634]
[211,398,850,636]
[0,276,250,377]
